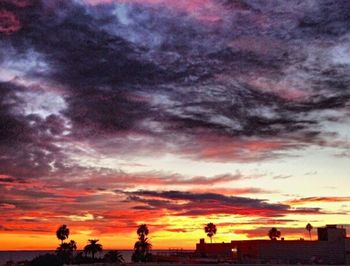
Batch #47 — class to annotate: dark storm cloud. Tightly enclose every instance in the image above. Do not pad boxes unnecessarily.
[298,0,350,37]
[0,81,67,179]
[1,1,347,135]
[124,190,315,217]
[1,1,169,137]
[0,0,350,171]
[127,190,288,210]
[128,189,330,217]
[0,176,26,183]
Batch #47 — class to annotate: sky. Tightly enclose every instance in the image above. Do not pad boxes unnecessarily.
[0,0,350,250]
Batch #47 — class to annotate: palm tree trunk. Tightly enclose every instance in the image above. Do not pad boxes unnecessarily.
[309,231,311,240]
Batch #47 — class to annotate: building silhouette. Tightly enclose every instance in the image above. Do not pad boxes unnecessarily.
[196,225,350,264]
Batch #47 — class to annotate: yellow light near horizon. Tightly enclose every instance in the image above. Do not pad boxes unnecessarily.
[1,212,348,250]
[0,233,59,250]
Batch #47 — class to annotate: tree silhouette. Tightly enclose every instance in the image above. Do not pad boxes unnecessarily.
[132,224,152,262]
[103,250,125,263]
[84,239,103,261]
[56,224,69,244]
[306,223,313,240]
[134,237,152,252]
[56,240,77,264]
[204,222,217,243]
[268,227,281,240]
[137,224,149,240]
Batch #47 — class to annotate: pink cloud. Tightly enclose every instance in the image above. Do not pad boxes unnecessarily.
[84,0,224,22]
[179,134,300,162]
[3,0,32,7]
[0,10,21,35]
[191,187,273,195]
[248,77,312,101]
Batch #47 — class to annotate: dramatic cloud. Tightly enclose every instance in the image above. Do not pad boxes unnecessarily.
[287,197,350,205]
[0,0,350,248]
[0,9,21,34]
[124,190,325,217]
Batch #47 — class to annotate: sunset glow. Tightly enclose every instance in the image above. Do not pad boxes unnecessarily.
[1,0,350,251]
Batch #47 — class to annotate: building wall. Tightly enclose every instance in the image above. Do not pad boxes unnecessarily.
[318,225,346,241]
[196,226,348,264]
[346,238,350,265]
[197,239,346,264]
[196,239,232,259]
[244,240,344,264]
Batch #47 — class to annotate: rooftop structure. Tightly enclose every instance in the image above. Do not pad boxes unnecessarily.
[196,225,349,264]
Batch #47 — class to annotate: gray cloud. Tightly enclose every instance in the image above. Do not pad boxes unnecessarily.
[0,0,349,166]
[124,190,308,217]
[0,1,349,228]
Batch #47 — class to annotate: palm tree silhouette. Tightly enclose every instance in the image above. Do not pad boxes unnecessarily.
[134,237,152,252]
[84,239,103,261]
[306,223,313,240]
[132,224,152,262]
[57,240,77,252]
[204,223,217,243]
[56,240,77,264]
[268,227,281,240]
[56,225,69,244]
[137,224,149,241]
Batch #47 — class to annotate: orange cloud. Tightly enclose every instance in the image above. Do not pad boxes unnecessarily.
[179,135,301,162]
[286,197,350,206]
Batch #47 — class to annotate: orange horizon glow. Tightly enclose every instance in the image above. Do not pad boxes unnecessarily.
[1,0,350,252]
[2,215,349,250]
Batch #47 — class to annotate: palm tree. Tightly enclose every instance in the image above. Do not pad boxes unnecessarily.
[306,223,313,240]
[103,250,125,263]
[132,238,152,262]
[57,240,77,252]
[268,227,281,240]
[204,222,217,243]
[56,225,69,244]
[132,224,152,262]
[134,237,152,253]
[137,224,149,241]
[84,239,103,261]
[56,240,77,264]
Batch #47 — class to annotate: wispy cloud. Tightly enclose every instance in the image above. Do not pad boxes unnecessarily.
[287,197,350,205]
